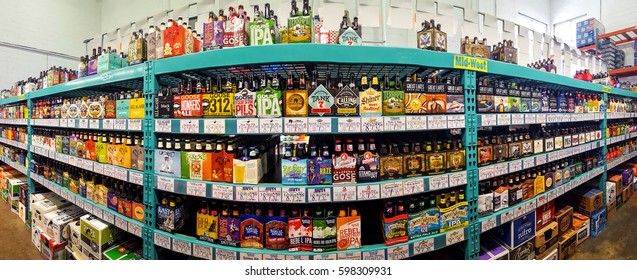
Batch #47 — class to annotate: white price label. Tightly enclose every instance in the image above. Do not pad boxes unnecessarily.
[282,187,306,203]
[114,119,127,130]
[68,156,77,166]
[89,119,100,129]
[128,222,142,237]
[60,119,69,127]
[215,249,237,260]
[240,252,264,260]
[259,118,283,134]
[313,254,337,260]
[511,114,524,125]
[413,239,435,255]
[447,115,465,128]
[546,114,558,123]
[192,244,213,260]
[479,166,494,180]
[129,171,143,185]
[154,232,171,249]
[92,207,103,219]
[258,187,282,203]
[429,174,449,190]
[307,118,332,133]
[548,190,557,201]
[286,255,310,260]
[509,160,522,173]
[497,114,511,125]
[180,119,200,134]
[535,154,547,165]
[208,185,230,201]
[406,116,427,130]
[337,252,362,260]
[381,182,403,198]
[558,186,565,196]
[445,229,465,246]
[495,163,508,176]
[514,205,526,218]
[481,217,497,233]
[548,152,558,162]
[481,114,496,127]
[384,116,406,131]
[157,177,175,192]
[536,194,547,207]
[115,168,127,181]
[361,117,384,132]
[308,187,331,203]
[79,119,89,128]
[500,211,514,223]
[283,118,308,133]
[236,186,259,202]
[236,118,259,134]
[68,119,76,128]
[363,250,386,260]
[155,119,171,132]
[128,119,142,131]
[449,172,467,187]
[332,185,357,201]
[102,119,114,130]
[103,165,115,177]
[186,181,207,197]
[337,118,361,133]
[428,115,447,129]
[522,157,535,169]
[403,179,425,195]
[262,254,285,260]
[357,184,381,200]
[387,245,410,260]
[172,239,192,256]
[536,114,547,124]
[115,216,128,231]
[524,114,536,124]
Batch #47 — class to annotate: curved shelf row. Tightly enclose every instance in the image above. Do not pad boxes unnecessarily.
[0,119,28,126]
[155,115,465,135]
[478,112,603,127]
[155,170,467,203]
[31,118,144,132]
[30,173,144,237]
[478,139,603,181]
[0,95,27,106]
[0,155,27,175]
[30,145,144,186]
[0,138,27,150]
[607,112,637,120]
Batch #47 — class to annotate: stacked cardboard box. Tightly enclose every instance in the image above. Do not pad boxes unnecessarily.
[576,18,605,48]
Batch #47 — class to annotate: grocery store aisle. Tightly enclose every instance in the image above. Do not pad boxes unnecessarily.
[573,196,637,260]
[0,204,41,260]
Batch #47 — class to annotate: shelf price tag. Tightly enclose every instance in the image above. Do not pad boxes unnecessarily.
[259,118,283,134]
[157,177,175,193]
[180,120,200,134]
[154,232,171,249]
[361,117,384,132]
[536,114,546,124]
[447,115,465,129]
[479,166,494,181]
[445,229,465,246]
[257,187,282,203]
[102,211,115,224]
[509,160,522,173]
[126,223,141,238]
[215,248,237,260]
[500,210,515,223]
[337,252,362,260]
[357,184,380,200]
[79,119,89,129]
[155,119,171,133]
[89,119,100,129]
[307,118,332,133]
[212,184,234,201]
[332,185,357,201]
[308,187,331,203]
[403,179,425,195]
[286,255,310,260]
[128,119,142,131]
[429,174,449,190]
[283,118,308,133]
[481,217,497,233]
[115,168,127,181]
[480,114,496,127]
[241,252,264,260]
[102,119,114,130]
[282,187,306,203]
[511,114,524,125]
[262,254,285,260]
[428,115,447,129]
[496,114,511,126]
[381,182,404,198]
[337,118,361,133]
[114,119,127,130]
[449,172,468,187]
[413,239,435,255]
[172,239,192,256]
[548,190,557,201]
[68,119,76,128]
[236,118,259,134]
[496,163,509,176]
[524,114,536,124]
[362,250,386,260]
[115,216,128,231]
[186,181,207,197]
[535,154,547,165]
[522,157,535,169]
[384,116,406,131]
[406,116,427,130]
[129,171,143,186]
[387,245,409,260]
[236,186,258,202]
[192,244,213,260]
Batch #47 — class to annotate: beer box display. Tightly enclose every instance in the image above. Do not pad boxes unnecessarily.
[256,85,282,118]
[555,205,573,236]
[164,23,187,57]
[32,225,44,252]
[235,87,257,117]
[501,239,535,260]
[609,168,634,187]
[408,206,441,239]
[536,243,558,260]
[288,213,312,252]
[405,80,427,114]
[478,237,509,260]
[196,208,218,243]
[68,221,82,253]
[477,84,495,113]
[204,90,235,117]
[157,202,185,233]
[97,52,123,74]
[80,214,124,260]
[308,84,335,116]
[382,82,405,116]
[240,213,264,249]
[284,88,308,117]
[572,188,604,216]
[154,94,173,118]
[179,94,203,118]
[288,11,312,43]
[334,83,359,116]
[607,201,617,220]
[181,151,213,180]
[439,201,469,232]
[558,230,577,260]
[43,205,86,243]
[281,157,308,185]
[103,240,143,260]
[590,208,606,237]
[332,148,356,184]
[31,197,71,230]
[116,99,130,119]
[534,221,558,256]
[493,211,535,248]
[155,149,181,178]
[265,214,288,250]
[40,233,67,260]
[519,88,532,112]
[308,153,332,185]
[223,15,248,47]
[381,211,408,246]
[219,212,240,247]
[460,38,491,58]
[202,20,223,50]
[312,212,337,252]
[250,15,276,46]
[233,157,263,185]
[494,96,509,113]
[128,97,145,119]
[572,213,590,245]
[536,201,555,231]
[336,211,361,251]
[446,84,465,113]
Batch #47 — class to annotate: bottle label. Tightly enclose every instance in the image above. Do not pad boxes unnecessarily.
[508,97,521,113]
[104,100,117,118]
[478,193,494,216]
[256,86,282,117]
[284,89,308,117]
[312,216,337,252]
[308,85,334,116]
[181,151,212,181]
[288,216,313,251]
[427,153,445,174]
[494,144,507,162]
[265,216,288,250]
[382,90,405,115]
[380,155,403,179]
[358,152,380,182]
[180,94,203,117]
[440,202,469,232]
[219,216,241,246]
[196,212,214,240]
[116,100,130,118]
[154,149,182,178]
[88,101,104,119]
[129,98,145,118]
[448,151,465,172]
[509,143,521,159]
[334,86,359,116]
[234,89,256,117]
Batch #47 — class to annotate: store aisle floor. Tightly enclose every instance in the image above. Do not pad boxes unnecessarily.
[573,195,637,260]
[0,204,41,260]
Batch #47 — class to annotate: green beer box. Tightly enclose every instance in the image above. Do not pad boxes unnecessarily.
[288,15,312,43]
[250,17,277,46]
[80,214,124,260]
[97,52,123,74]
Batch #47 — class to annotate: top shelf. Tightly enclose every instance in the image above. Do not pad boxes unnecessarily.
[597,26,637,44]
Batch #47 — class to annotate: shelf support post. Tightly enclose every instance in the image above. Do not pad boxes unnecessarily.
[461,70,479,260]
[143,60,159,260]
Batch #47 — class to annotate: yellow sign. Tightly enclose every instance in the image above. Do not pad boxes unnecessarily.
[453,55,488,72]
[601,86,612,93]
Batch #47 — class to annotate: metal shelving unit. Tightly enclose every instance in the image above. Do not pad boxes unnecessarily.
[1,45,636,260]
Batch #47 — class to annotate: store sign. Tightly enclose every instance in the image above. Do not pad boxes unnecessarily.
[453,55,488,72]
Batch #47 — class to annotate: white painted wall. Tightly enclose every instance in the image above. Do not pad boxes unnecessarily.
[0,0,102,90]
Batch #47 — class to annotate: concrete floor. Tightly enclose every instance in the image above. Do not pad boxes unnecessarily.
[0,195,636,260]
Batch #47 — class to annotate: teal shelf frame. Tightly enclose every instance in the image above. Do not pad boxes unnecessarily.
[2,45,636,260]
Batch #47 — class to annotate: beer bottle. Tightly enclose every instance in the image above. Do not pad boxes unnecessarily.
[449,191,456,207]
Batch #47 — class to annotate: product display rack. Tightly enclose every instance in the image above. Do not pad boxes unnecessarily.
[1,44,637,260]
